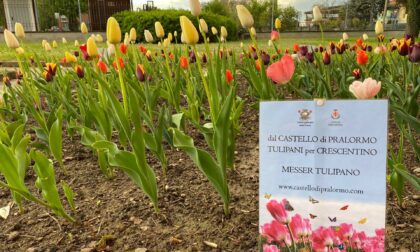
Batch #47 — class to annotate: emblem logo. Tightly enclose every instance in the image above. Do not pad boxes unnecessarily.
[298,109,312,121]
[331,109,340,120]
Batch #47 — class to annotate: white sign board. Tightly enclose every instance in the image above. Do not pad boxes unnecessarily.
[259,100,388,251]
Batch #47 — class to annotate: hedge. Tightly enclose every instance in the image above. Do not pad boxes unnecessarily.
[113,9,238,43]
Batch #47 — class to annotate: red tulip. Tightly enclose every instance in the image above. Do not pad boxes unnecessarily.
[119,43,127,54]
[266,199,289,224]
[356,50,368,65]
[113,58,125,71]
[180,56,189,69]
[136,64,145,82]
[97,60,107,73]
[293,43,299,53]
[75,65,84,78]
[79,44,90,60]
[139,45,147,54]
[266,54,295,85]
[226,69,233,84]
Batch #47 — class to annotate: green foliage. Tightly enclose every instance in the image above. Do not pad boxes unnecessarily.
[113,9,238,42]
[36,0,88,31]
[203,0,230,17]
[276,6,299,32]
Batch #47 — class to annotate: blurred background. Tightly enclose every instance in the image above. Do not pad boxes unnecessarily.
[0,0,418,36]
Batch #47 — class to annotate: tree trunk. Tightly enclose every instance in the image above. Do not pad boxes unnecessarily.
[406,0,420,37]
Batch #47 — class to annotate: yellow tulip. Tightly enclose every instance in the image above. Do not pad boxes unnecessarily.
[250,27,256,37]
[81,22,88,34]
[106,17,121,44]
[42,39,47,48]
[220,26,228,39]
[179,16,199,45]
[211,27,218,35]
[74,40,79,46]
[155,21,165,39]
[363,33,368,41]
[14,22,25,39]
[130,27,137,42]
[62,37,67,43]
[3,29,20,49]
[199,19,208,33]
[124,32,130,45]
[52,40,58,48]
[65,51,77,63]
[16,47,25,55]
[168,32,173,42]
[87,37,98,57]
[275,18,281,29]
[95,34,103,43]
[44,42,52,51]
[375,20,384,35]
[236,5,254,29]
[189,0,201,17]
[144,30,154,43]
[174,31,178,37]
[163,38,171,48]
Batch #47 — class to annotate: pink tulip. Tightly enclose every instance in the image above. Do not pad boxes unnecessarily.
[270,30,279,41]
[375,228,385,238]
[261,220,290,243]
[303,218,312,237]
[290,214,305,239]
[266,200,290,224]
[263,244,280,252]
[349,77,381,99]
[337,223,354,241]
[266,54,295,85]
[312,227,335,247]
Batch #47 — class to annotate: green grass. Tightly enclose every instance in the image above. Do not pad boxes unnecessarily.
[0,36,359,62]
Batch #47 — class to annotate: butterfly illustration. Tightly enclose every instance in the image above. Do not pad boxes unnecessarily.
[358,217,367,224]
[334,244,344,250]
[282,199,294,211]
[264,193,272,199]
[340,205,349,210]
[328,217,337,222]
[309,196,319,204]
[309,213,317,219]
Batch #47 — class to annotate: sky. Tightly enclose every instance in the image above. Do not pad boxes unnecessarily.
[132,0,346,14]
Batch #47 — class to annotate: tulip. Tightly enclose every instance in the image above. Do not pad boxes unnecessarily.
[62,37,67,44]
[144,30,154,43]
[275,18,281,29]
[352,68,361,79]
[374,45,387,55]
[122,32,129,45]
[4,29,20,49]
[356,50,368,65]
[236,5,254,29]
[261,220,290,243]
[74,40,79,47]
[97,60,107,73]
[44,42,52,51]
[270,30,279,41]
[155,21,165,39]
[299,45,308,56]
[42,39,47,48]
[363,33,368,41]
[313,6,322,22]
[220,26,228,39]
[3,76,11,87]
[322,51,331,65]
[375,20,384,35]
[180,56,189,69]
[211,26,218,35]
[189,0,201,17]
[65,51,77,63]
[409,43,420,62]
[15,23,25,39]
[267,54,295,85]
[136,64,145,82]
[106,17,121,44]
[263,244,279,252]
[250,27,257,38]
[349,77,381,99]
[129,27,137,42]
[306,52,314,63]
[174,31,178,37]
[81,22,88,34]
[95,34,104,43]
[75,65,84,78]
[107,43,116,56]
[85,37,98,58]
[268,40,273,47]
[342,32,349,41]
[226,69,233,84]
[168,32,173,42]
[43,71,53,82]
[119,43,127,54]
[163,38,171,48]
[199,19,208,33]
[398,38,410,56]
[52,40,58,48]
[45,63,57,76]
[266,200,290,223]
[179,16,199,45]
[15,47,25,55]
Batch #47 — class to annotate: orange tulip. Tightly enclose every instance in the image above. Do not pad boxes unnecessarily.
[97,60,108,73]
[119,43,127,54]
[113,58,125,71]
[255,60,261,71]
[180,56,189,69]
[356,50,368,65]
[226,69,233,84]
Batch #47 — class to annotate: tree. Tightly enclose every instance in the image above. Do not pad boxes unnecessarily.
[203,0,230,17]
[37,0,88,31]
[347,0,385,29]
[277,6,299,31]
[400,0,420,37]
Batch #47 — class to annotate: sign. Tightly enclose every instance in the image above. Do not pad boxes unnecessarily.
[259,100,388,251]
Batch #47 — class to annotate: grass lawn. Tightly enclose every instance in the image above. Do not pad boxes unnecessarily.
[0,35,360,62]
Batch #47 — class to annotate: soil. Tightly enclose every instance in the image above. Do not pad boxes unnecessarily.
[0,77,419,252]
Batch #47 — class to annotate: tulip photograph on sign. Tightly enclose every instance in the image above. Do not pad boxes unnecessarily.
[0,0,418,250]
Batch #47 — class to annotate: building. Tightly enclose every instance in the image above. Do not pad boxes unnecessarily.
[1,0,38,32]
[303,5,343,28]
[88,0,132,31]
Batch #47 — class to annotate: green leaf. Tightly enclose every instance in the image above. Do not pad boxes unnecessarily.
[395,166,420,191]
[61,180,76,211]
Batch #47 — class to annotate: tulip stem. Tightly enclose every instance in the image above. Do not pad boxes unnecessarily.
[286,223,297,252]
[115,45,128,116]
[319,23,324,45]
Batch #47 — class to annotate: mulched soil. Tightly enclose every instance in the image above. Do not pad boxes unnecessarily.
[0,76,419,252]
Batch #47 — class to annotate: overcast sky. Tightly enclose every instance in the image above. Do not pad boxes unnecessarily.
[132,0,346,14]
